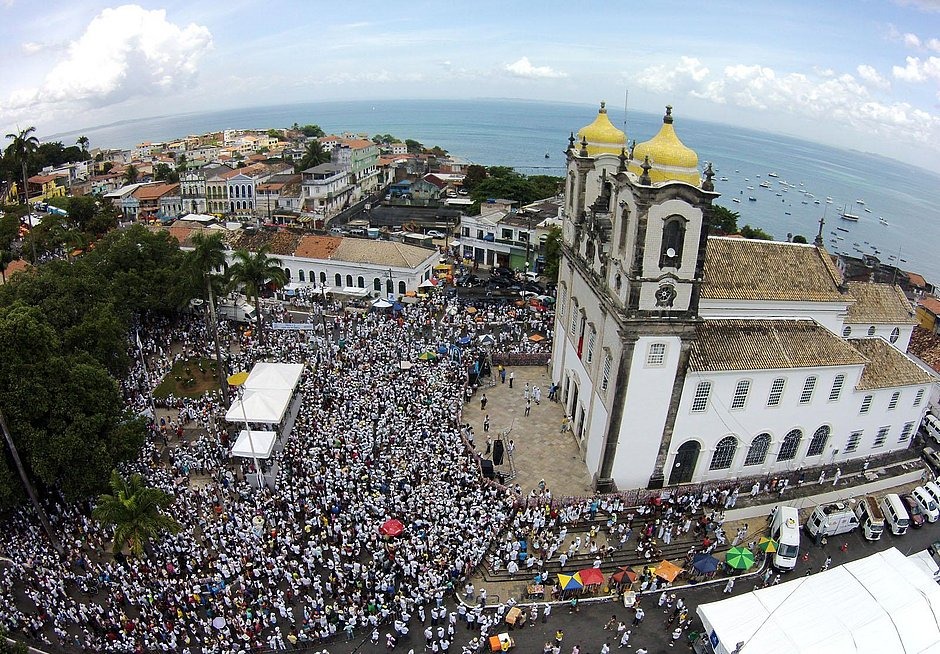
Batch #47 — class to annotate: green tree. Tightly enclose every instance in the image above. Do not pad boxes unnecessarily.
[76,135,90,158]
[175,153,188,172]
[792,234,808,244]
[266,129,283,140]
[227,245,287,337]
[92,470,180,556]
[154,163,179,184]
[462,164,487,191]
[709,205,740,235]
[405,139,423,153]
[295,141,330,172]
[185,231,230,405]
[542,226,562,282]
[123,164,139,185]
[0,251,12,284]
[740,224,774,240]
[4,127,39,208]
[300,124,325,138]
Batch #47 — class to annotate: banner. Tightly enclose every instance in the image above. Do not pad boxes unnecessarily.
[271,323,316,331]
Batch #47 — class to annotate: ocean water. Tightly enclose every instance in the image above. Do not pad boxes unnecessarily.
[46,99,940,283]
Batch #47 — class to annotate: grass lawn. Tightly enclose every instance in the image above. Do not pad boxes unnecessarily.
[153,357,222,399]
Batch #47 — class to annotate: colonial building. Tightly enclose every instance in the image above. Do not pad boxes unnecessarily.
[551,102,933,492]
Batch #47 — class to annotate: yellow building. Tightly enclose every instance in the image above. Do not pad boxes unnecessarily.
[917,297,940,334]
[27,174,68,202]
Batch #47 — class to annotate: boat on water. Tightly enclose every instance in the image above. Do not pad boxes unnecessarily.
[864,208,871,213]
[879,217,889,226]
[746,186,754,190]
[760,181,772,188]
[814,200,820,205]
[840,205,860,221]
[732,198,740,203]
[720,177,729,181]
[785,211,791,215]
[544,153,550,158]
[748,197,757,201]
[768,172,779,177]
[856,199,866,205]
[837,227,850,232]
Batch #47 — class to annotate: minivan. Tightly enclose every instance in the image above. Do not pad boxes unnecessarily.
[769,505,800,571]
[855,495,885,541]
[923,481,940,512]
[912,486,940,523]
[880,493,911,536]
[924,413,940,444]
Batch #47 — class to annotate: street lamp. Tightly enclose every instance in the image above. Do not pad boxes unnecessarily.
[227,371,262,489]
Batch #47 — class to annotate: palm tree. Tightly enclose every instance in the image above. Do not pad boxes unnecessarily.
[123,164,139,186]
[92,470,180,556]
[186,231,230,405]
[4,126,39,207]
[226,245,287,337]
[295,140,330,172]
[76,135,90,157]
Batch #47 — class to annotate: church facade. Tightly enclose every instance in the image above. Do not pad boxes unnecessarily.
[550,103,932,491]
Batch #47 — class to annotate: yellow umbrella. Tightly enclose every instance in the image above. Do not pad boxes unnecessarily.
[757,536,778,553]
[227,371,249,386]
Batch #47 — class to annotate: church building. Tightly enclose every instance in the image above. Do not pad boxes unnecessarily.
[550,102,933,491]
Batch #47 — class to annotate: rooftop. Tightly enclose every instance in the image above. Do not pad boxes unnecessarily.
[702,238,846,303]
[908,326,940,375]
[919,296,940,317]
[332,239,436,269]
[844,281,915,324]
[689,319,867,372]
[850,336,935,390]
[294,235,342,260]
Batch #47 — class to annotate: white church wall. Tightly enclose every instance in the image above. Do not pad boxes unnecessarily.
[698,299,848,333]
[841,324,913,352]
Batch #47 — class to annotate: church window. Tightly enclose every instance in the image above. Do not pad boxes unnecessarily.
[767,378,785,407]
[709,436,737,470]
[586,326,597,364]
[829,375,845,402]
[915,388,925,407]
[799,376,817,404]
[730,380,751,410]
[872,426,890,449]
[570,304,579,333]
[691,381,711,413]
[899,422,915,443]
[646,343,666,367]
[558,285,567,320]
[845,430,863,453]
[659,217,685,268]
[346,274,353,287]
[284,268,291,280]
[398,281,406,294]
[601,353,612,392]
[890,327,900,343]
[357,276,364,288]
[335,273,342,286]
[777,429,802,461]
[374,278,381,291]
[320,272,326,284]
[744,433,771,466]
[298,270,305,282]
[807,425,830,457]
[860,395,873,414]
[842,325,852,337]
[867,326,876,336]
[888,391,900,410]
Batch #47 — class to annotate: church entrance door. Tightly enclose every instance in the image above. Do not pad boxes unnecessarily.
[669,440,700,486]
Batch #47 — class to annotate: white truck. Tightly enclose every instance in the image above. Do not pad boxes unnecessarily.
[769,505,801,571]
[805,502,859,542]
[217,300,257,324]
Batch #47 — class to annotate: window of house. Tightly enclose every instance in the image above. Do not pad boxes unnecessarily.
[807,425,830,457]
[867,326,876,336]
[842,325,852,337]
[915,389,925,407]
[860,395,873,414]
[899,422,915,443]
[890,327,900,343]
[731,380,751,410]
[501,228,513,240]
[374,278,381,291]
[518,231,529,242]
[872,426,890,448]
[558,286,567,320]
[346,274,353,287]
[888,391,900,410]
[767,378,786,407]
[709,436,737,470]
[586,327,596,364]
[320,272,327,284]
[298,270,305,282]
[570,306,579,334]
[777,429,802,461]
[799,376,817,404]
[398,281,406,294]
[462,227,470,237]
[829,374,845,402]
[335,273,342,286]
[601,353,612,392]
[744,433,771,466]
[357,276,365,288]
[845,430,862,453]
[284,268,291,280]
[646,343,666,367]
[691,381,711,413]
[476,229,484,239]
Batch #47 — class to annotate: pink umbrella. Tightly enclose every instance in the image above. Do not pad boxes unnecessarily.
[379,518,405,537]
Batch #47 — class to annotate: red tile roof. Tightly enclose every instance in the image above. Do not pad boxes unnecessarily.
[909,326,940,374]
[294,235,342,259]
[907,271,927,288]
[919,296,940,317]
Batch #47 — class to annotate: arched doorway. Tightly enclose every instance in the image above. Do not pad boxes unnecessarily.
[669,440,700,486]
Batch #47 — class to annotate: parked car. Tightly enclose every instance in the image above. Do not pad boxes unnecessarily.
[901,494,927,528]
[924,446,940,473]
[427,230,446,238]
[492,266,515,278]
[487,276,512,288]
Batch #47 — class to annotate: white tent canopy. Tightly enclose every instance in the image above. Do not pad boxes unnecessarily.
[230,430,277,460]
[243,362,303,392]
[697,547,940,654]
[225,388,293,424]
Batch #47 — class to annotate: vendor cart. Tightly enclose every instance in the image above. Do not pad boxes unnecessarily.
[622,590,637,608]
[488,632,515,652]
[505,606,526,628]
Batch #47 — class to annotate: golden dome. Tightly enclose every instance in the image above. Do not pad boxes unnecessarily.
[576,101,627,156]
[628,106,700,186]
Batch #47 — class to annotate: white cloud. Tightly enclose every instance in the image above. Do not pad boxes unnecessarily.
[893,0,940,11]
[504,57,567,79]
[1,4,212,120]
[929,38,940,52]
[857,64,891,89]
[634,56,709,94]
[21,41,45,54]
[893,55,940,81]
[904,32,923,48]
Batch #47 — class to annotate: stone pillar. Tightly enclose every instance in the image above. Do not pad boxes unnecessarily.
[647,333,696,489]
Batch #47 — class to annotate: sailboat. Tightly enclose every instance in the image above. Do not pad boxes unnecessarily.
[840,204,859,222]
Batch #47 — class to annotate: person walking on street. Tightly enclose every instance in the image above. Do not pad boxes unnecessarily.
[509,371,514,388]
[604,615,617,631]
[542,603,551,623]
[483,415,490,432]
[618,630,631,649]
[822,555,832,571]
[633,608,645,626]
[723,578,735,594]
[480,394,487,411]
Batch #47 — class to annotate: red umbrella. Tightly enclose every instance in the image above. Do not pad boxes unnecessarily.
[379,518,405,537]
[611,568,638,584]
[578,567,605,586]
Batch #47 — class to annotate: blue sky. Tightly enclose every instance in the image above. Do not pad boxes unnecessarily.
[1,1,939,170]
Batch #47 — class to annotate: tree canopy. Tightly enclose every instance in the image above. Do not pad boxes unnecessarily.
[298,124,325,138]
[93,470,180,556]
[468,167,562,214]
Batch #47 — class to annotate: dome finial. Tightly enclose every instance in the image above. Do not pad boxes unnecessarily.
[599,101,607,114]
[663,105,673,124]
[702,162,715,191]
[568,131,575,150]
[639,155,652,185]
[618,147,628,173]
[579,135,589,157]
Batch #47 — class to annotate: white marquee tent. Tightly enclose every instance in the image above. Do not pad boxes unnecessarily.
[230,429,277,460]
[225,387,293,425]
[243,362,303,392]
[697,547,940,654]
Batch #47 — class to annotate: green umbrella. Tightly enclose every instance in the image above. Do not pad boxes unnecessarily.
[417,351,437,361]
[725,546,756,570]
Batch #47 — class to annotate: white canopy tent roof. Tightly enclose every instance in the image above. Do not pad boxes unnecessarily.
[243,362,303,392]
[697,547,940,654]
[225,388,293,425]
[230,429,277,460]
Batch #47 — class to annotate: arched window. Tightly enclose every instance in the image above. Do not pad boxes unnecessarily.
[374,278,381,291]
[709,436,737,470]
[777,429,802,461]
[807,425,830,457]
[335,273,342,286]
[320,271,326,284]
[660,216,685,268]
[346,274,353,287]
[247,185,252,197]
[386,279,393,294]
[744,433,771,466]
[842,325,852,337]
[867,326,876,336]
[283,267,291,280]
[298,270,305,282]
[357,276,364,288]
[890,327,900,343]
[398,280,406,294]
[309,270,315,283]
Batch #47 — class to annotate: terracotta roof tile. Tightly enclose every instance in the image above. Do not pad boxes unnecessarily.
[702,237,845,302]
[294,236,342,259]
[849,337,934,390]
[0,259,31,284]
[907,272,927,288]
[919,297,940,317]
[844,282,916,324]
[689,319,867,372]
[331,239,435,268]
[909,326,940,375]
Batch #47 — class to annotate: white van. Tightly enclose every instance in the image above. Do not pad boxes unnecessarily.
[912,486,940,523]
[854,495,885,541]
[880,493,910,536]
[769,506,800,571]
[924,413,940,444]
[924,481,940,512]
